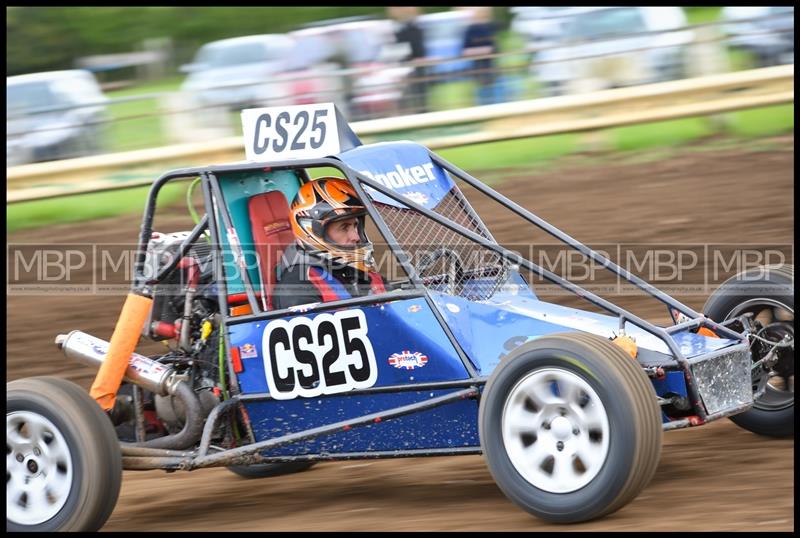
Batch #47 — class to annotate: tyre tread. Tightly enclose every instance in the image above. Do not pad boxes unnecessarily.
[479,332,662,522]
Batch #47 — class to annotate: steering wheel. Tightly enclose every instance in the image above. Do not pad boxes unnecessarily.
[417,248,465,296]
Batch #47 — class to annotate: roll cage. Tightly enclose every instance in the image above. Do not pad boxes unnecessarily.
[132,147,748,426]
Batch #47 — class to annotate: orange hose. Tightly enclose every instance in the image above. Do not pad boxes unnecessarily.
[90,293,153,410]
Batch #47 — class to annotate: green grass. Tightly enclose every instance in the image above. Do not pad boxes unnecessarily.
[107,97,169,152]
[727,104,794,137]
[8,102,793,232]
[427,80,477,111]
[611,117,717,152]
[7,182,187,233]
[106,77,184,152]
[106,76,184,98]
[683,7,723,25]
[438,134,578,172]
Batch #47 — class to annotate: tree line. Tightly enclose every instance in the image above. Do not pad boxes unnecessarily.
[6,6,457,76]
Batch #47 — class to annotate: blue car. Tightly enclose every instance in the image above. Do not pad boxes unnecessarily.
[7,104,793,531]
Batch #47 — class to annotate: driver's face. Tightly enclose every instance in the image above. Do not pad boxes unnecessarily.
[326,217,361,246]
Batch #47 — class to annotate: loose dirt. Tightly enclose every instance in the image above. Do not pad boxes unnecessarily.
[7,136,794,531]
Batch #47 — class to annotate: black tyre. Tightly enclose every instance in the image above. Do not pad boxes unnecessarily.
[703,264,794,437]
[227,461,316,479]
[7,376,122,532]
[479,332,662,523]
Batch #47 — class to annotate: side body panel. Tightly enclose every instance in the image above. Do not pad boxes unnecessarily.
[231,297,478,453]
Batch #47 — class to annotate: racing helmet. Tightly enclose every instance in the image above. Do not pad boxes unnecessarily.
[290,177,375,272]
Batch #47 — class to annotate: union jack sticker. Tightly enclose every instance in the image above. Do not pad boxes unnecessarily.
[239,343,258,359]
[388,350,429,370]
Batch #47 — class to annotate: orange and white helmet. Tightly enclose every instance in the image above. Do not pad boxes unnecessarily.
[290,177,376,272]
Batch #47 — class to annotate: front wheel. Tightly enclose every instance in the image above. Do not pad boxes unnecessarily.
[703,264,794,437]
[7,377,122,532]
[479,332,662,523]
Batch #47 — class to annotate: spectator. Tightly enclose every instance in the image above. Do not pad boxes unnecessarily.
[461,6,500,106]
[388,6,428,113]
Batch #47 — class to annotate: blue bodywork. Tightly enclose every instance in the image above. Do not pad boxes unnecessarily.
[231,297,479,454]
[222,140,741,455]
[231,285,737,453]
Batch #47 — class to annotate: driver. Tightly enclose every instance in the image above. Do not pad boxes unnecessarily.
[272,177,388,310]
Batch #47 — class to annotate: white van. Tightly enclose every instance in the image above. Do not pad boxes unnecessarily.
[533,7,693,96]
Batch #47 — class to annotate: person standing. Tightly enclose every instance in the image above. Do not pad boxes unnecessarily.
[388,6,428,114]
[461,6,499,106]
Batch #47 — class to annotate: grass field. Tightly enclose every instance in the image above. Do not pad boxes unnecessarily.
[7,105,793,233]
[8,183,188,232]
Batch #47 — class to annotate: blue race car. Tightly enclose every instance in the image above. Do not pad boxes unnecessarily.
[7,104,793,531]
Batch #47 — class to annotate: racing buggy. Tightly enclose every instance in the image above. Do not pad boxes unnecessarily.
[7,104,794,531]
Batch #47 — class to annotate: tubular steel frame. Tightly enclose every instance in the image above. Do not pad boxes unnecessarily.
[124,151,753,470]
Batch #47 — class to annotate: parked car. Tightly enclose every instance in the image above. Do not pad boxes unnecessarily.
[722,6,794,67]
[180,34,295,111]
[292,16,395,66]
[533,7,693,96]
[509,6,586,52]
[180,34,345,113]
[6,70,109,166]
[290,18,412,119]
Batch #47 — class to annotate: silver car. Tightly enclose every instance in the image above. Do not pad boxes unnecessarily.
[180,34,297,111]
[7,70,109,166]
[723,6,794,67]
[180,34,348,113]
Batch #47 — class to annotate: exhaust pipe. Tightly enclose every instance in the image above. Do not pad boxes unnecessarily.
[57,330,205,450]
[56,330,174,395]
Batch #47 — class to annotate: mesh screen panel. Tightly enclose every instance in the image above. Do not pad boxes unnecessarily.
[373,187,510,301]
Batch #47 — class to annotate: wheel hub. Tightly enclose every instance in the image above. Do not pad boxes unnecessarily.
[501,367,610,494]
[7,411,74,526]
[550,416,572,440]
[726,298,794,411]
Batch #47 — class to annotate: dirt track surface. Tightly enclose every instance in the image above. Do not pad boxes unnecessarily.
[7,136,794,531]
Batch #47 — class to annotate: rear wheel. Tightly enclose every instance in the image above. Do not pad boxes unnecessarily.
[703,265,794,437]
[479,332,662,523]
[7,377,122,532]
[227,461,316,479]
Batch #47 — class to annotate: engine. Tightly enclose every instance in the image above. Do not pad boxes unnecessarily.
[125,230,229,442]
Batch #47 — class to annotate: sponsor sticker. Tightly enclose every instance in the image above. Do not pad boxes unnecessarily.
[670,308,692,325]
[445,303,461,313]
[129,356,166,375]
[403,191,430,206]
[239,343,258,359]
[388,350,429,370]
[289,302,320,313]
[407,304,422,313]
